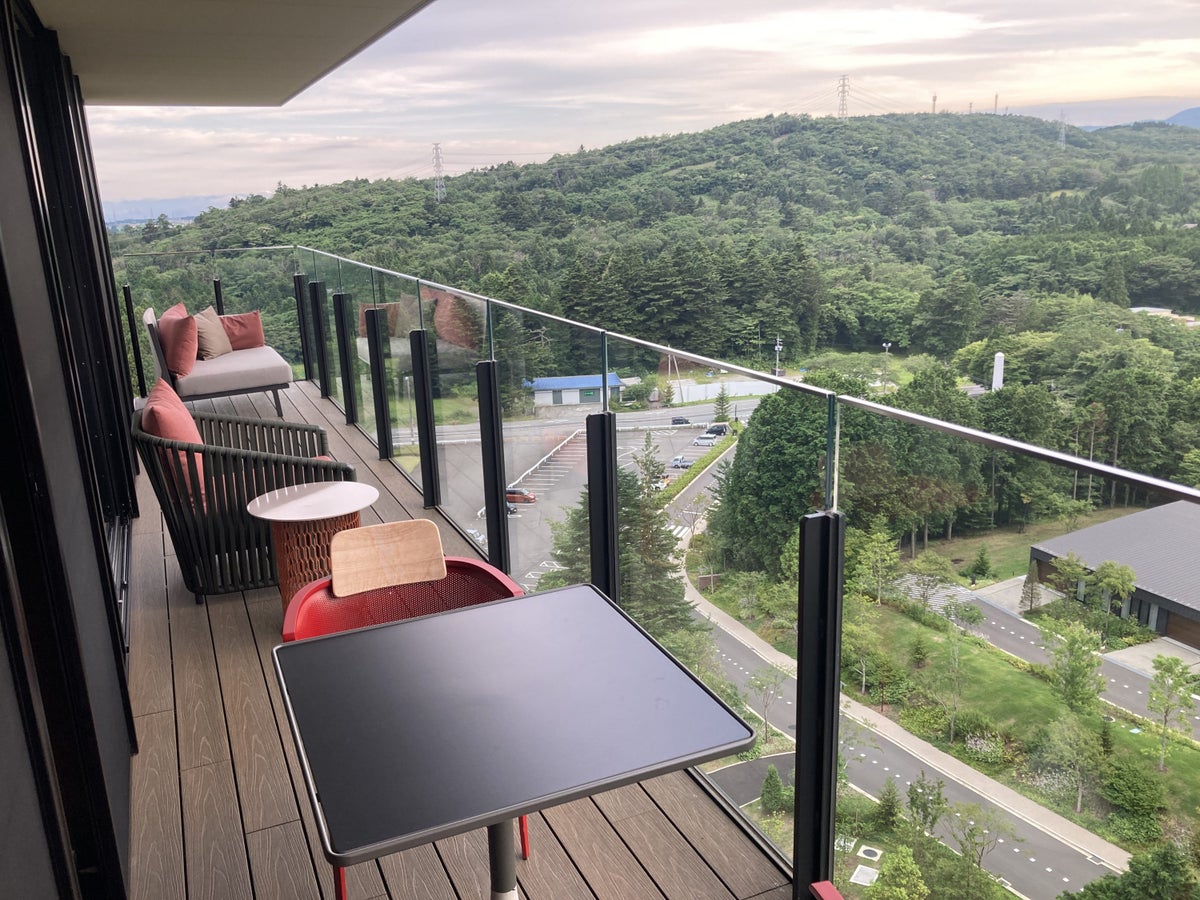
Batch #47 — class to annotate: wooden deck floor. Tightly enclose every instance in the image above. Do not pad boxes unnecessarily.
[125,380,794,900]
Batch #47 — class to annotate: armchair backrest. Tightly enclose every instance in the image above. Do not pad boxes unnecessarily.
[132,408,354,599]
[330,519,447,596]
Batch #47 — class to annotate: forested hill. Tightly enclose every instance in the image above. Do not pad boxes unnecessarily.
[115,112,1200,368]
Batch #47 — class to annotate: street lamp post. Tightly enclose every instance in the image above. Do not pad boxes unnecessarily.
[881,341,892,390]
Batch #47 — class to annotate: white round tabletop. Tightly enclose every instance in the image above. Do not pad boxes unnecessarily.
[246,481,379,522]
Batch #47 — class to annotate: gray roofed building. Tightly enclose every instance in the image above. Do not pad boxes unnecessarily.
[1031,501,1200,647]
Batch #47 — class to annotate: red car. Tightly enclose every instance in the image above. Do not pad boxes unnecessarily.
[506,486,537,503]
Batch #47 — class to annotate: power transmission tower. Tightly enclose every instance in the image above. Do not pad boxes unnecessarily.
[837,75,849,119]
[432,142,446,202]
[1058,111,1067,150]
[931,93,937,114]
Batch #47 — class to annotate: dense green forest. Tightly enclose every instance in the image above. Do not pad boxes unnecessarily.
[113,111,1200,515]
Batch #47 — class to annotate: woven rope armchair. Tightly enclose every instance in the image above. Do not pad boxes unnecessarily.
[133,409,356,602]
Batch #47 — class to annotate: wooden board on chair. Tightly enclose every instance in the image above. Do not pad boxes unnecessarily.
[330,520,448,596]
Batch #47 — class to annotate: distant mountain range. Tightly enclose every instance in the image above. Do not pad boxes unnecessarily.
[103,194,228,226]
[103,103,1200,222]
[1167,107,1200,128]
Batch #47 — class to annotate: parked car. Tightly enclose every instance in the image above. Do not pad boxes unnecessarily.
[705,423,731,436]
[671,416,690,425]
[670,455,693,468]
[506,486,537,503]
[651,475,671,491]
[466,528,487,547]
[692,434,717,447]
[507,503,518,516]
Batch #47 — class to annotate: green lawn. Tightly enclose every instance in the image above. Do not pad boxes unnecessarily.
[916,506,1140,582]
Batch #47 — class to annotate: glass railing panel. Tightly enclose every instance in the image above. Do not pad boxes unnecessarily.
[601,336,807,851]
[372,271,424,487]
[116,250,223,391]
[489,305,602,593]
[329,257,376,438]
[116,250,218,315]
[424,285,488,548]
[831,394,1199,895]
[210,247,304,371]
[303,250,340,398]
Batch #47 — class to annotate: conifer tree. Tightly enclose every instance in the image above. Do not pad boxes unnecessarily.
[761,764,785,814]
[1020,560,1042,613]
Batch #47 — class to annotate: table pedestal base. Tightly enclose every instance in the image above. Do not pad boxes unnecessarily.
[488,821,519,900]
[272,511,361,614]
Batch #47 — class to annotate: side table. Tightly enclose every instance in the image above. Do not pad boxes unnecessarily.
[247,481,379,614]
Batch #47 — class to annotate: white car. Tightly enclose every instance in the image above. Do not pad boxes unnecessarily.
[692,434,717,447]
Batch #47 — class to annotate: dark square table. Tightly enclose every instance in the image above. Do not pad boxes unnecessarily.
[273,582,754,899]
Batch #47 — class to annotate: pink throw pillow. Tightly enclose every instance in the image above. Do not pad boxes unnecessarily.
[157,303,198,376]
[220,310,266,350]
[141,379,204,491]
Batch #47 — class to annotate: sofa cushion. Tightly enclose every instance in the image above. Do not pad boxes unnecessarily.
[195,305,234,359]
[157,303,198,376]
[221,310,266,350]
[173,345,292,399]
[140,378,204,489]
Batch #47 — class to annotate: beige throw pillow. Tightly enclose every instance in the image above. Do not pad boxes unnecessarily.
[194,305,233,359]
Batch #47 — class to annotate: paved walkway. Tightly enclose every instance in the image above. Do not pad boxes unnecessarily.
[683,576,1133,874]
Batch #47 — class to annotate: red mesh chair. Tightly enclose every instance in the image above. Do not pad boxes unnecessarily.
[281,520,528,900]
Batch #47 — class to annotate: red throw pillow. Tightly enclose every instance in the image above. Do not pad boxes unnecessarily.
[141,378,204,491]
[157,303,198,376]
[220,310,265,350]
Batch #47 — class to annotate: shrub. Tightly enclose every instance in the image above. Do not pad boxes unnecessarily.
[899,704,948,739]
[909,634,930,669]
[1107,813,1163,845]
[964,732,1006,766]
[954,709,996,742]
[1101,757,1165,819]
[836,791,877,838]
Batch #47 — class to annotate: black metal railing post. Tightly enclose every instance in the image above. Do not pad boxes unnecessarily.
[586,411,620,605]
[121,283,147,396]
[308,280,332,397]
[212,277,225,315]
[293,272,314,380]
[409,329,440,508]
[793,510,845,893]
[332,291,358,425]
[365,307,393,459]
[476,360,511,574]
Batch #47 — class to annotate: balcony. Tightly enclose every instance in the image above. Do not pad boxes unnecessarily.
[118,246,1200,899]
[125,375,796,899]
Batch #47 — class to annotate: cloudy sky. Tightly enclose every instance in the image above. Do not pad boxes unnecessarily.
[87,0,1200,205]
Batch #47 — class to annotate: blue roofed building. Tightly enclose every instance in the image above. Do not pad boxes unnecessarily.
[527,372,624,406]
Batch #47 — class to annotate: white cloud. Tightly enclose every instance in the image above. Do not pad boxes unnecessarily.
[89,0,1200,201]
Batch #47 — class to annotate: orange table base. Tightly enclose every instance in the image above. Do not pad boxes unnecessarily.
[272,511,361,615]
